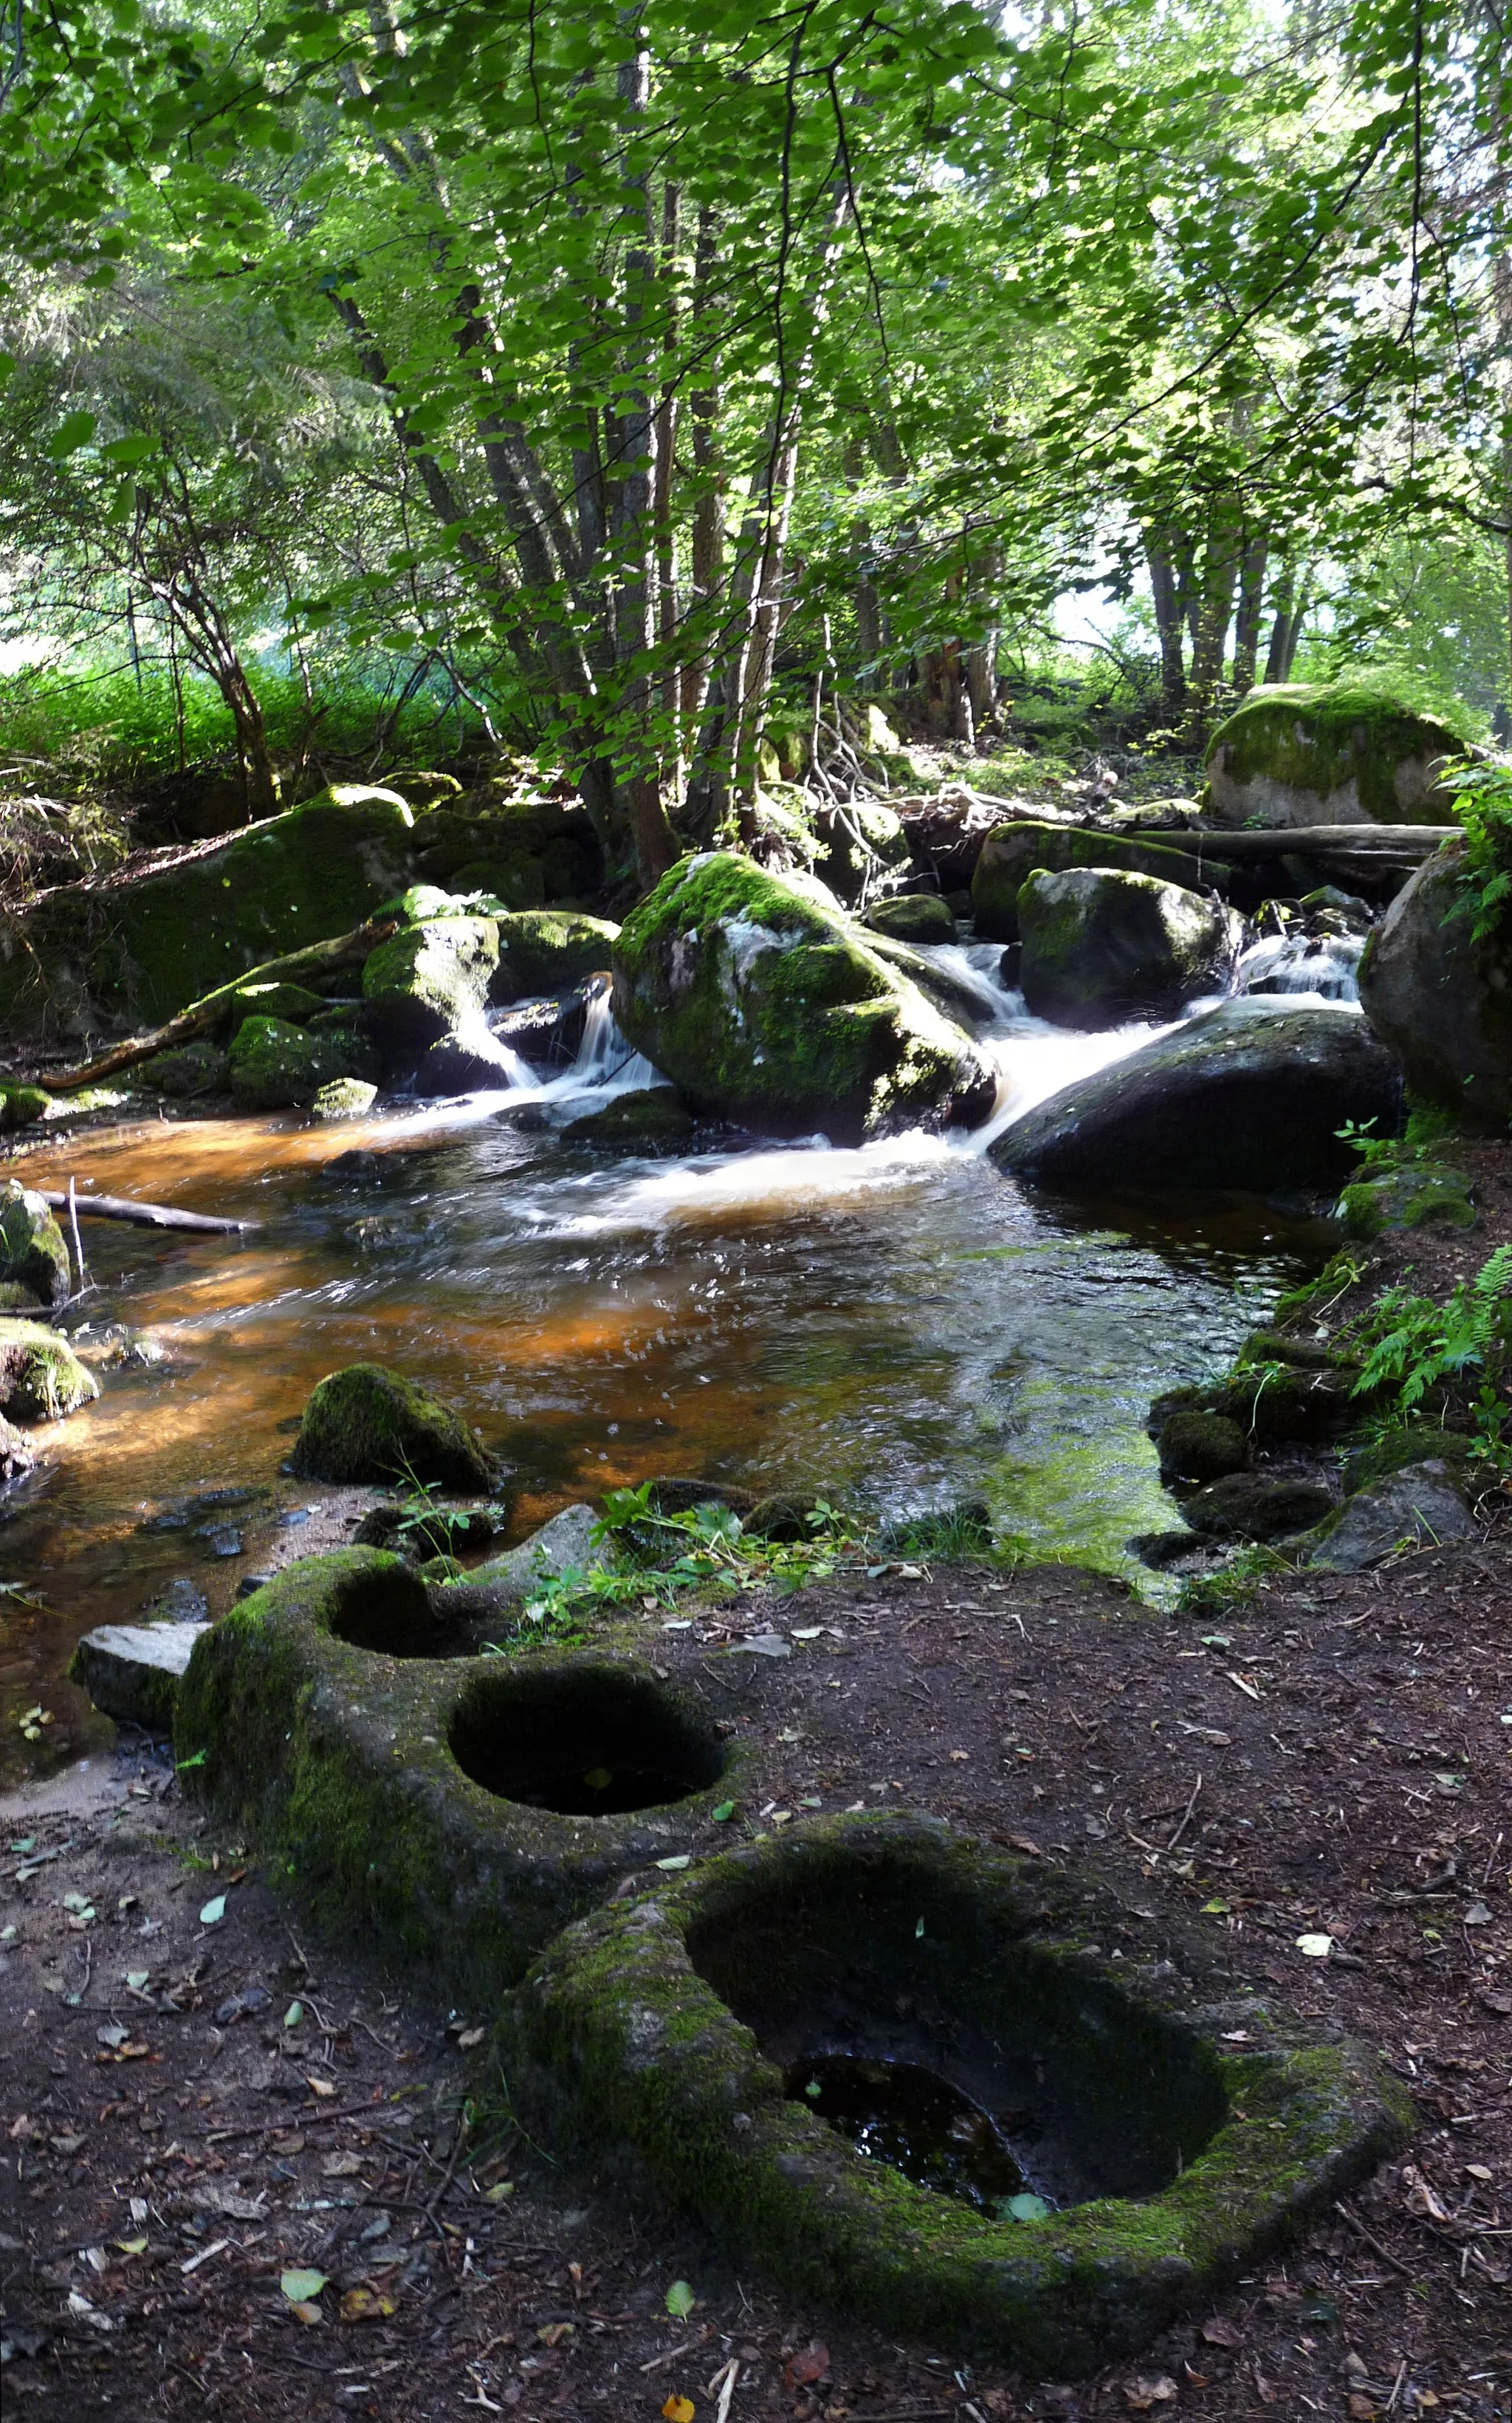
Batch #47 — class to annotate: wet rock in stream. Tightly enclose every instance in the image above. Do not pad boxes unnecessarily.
[289,1361,498,1490]
[0,1182,72,1309]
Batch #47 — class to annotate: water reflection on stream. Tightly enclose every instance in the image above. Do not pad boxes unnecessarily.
[0,955,1340,1784]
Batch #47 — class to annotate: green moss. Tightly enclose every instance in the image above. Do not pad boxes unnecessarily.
[863,896,956,945]
[1017,867,1235,1028]
[561,1086,695,1155]
[289,1362,498,1488]
[612,852,994,1143]
[1338,1165,1477,1240]
[500,1814,1409,2373]
[0,1083,49,1132]
[361,916,500,1051]
[0,1317,98,1420]
[227,979,326,1033]
[494,909,621,998]
[310,1077,378,1122]
[1206,681,1472,825]
[173,1552,743,1998]
[971,824,1231,944]
[1155,1411,1248,1484]
[228,1015,376,1111]
[0,1182,71,1308]
[135,1040,230,1097]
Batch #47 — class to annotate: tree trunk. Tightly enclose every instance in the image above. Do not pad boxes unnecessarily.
[1144,530,1187,715]
[1181,504,1243,747]
[1230,533,1269,696]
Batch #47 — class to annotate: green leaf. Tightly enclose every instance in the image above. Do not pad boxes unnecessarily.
[48,410,97,459]
[710,1801,735,1823]
[281,2269,328,2303]
[1000,2193,1051,2222]
[284,2001,303,2028]
[664,2279,695,2319]
[198,1895,226,1927]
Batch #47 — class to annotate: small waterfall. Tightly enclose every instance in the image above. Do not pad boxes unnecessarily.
[1236,931,1361,1003]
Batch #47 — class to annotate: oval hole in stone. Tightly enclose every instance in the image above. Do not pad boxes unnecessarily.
[447,1662,726,1814]
[324,1563,469,1658]
[687,1847,1228,2210]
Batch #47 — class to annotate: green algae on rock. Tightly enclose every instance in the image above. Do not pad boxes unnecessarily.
[0,1182,72,1309]
[289,1362,498,1489]
[228,1015,377,1112]
[0,1318,99,1421]
[863,894,956,945]
[1204,680,1471,829]
[1338,1161,1477,1239]
[0,1082,50,1131]
[173,1550,739,1997]
[1017,867,1238,1029]
[612,852,996,1144]
[493,909,621,998]
[310,1077,379,1122]
[135,1039,230,1097]
[499,1812,1409,2374]
[1155,1410,1248,1487]
[227,979,327,1034]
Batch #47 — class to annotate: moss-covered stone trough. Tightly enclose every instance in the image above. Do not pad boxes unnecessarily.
[500,1813,1409,2374]
[173,1549,742,1998]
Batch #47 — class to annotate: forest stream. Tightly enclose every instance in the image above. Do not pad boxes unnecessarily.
[0,942,1347,1790]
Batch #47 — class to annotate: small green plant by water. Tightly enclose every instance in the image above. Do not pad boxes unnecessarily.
[1437,753,1512,942]
[1345,1243,1512,1461]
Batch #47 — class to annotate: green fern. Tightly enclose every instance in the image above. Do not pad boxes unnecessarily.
[1350,1244,1512,1450]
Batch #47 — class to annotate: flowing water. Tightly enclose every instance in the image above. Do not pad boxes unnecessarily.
[0,945,1344,1787]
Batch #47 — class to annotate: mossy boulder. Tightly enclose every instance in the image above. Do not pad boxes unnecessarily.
[228,1016,377,1112]
[972,822,1233,945]
[492,911,620,1001]
[1338,1161,1477,1238]
[289,1362,498,1489]
[361,916,500,1055]
[136,1040,230,1097]
[1302,1459,1473,1572]
[1357,840,1512,1128]
[0,786,416,1039]
[411,792,603,904]
[562,1086,697,1156]
[612,852,996,1144]
[0,1182,71,1308]
[173,1551,740,1997]
[0,1083,50,1131]
[501,1812,1408,2373]
[0,1319,99,1421]
[1205,681,1470,829]
[1181,1471,1335,1540]
[863,894,955,945]
[1155,1410,1248,1486]
[311,1077,378,1122]
[227,979,326,1034]
[991,1001,1401,1193]
[1017,868,1239,1029]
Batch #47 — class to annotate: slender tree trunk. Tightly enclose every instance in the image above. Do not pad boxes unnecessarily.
[1145,529,1187,715]
[1181,502,1243,747]
[1231,533,1269,696]
[679,203,724,752]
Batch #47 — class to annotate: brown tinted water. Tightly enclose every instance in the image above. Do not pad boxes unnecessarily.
[0,1029,1333,1788]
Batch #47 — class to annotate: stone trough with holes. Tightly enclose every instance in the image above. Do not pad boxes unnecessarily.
[173,1552,1410,2372]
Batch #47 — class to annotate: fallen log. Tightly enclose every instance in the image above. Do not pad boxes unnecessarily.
[44,914,401,1094]
[1136,823,1459,857]
[34,1189,257,1236]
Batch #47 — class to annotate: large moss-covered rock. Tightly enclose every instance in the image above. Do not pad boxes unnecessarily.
[562,1086,697,1155]
[311,1077,379,1122]
[1338,1160,1477,1238]
[493,910,620,1001]
[0,1319,98,1421]
[227,979,326,1033]
[863,893,955,945]
[1205,681,1469,829]
[410,791,603,905]
[289,1362,497,1489]
[136,1040,230,1097]
[0,786,416,1038]
[1017,867,1238,1028]
[991,999,1401,1192]
[612,852,996,1143]
[1356,840,1512,1128]
[0,1083,50,1131]
[0,1182,71,1308]
[361,916,500,1054]
[971,822,1232,943]
[228,1016,377,1112]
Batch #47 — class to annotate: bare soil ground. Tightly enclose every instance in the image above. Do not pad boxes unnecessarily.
[1,1529,1508,2423]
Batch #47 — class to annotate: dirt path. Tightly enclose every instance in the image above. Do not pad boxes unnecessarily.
[2,1536,1508,2422]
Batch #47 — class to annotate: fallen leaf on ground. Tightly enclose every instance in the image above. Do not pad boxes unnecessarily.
[663,2399,695,2423]
[1296,1932,1333,1958]
[280,2269,328,2304]
[1200,2316,1243,2348]
[340,2288,398,2322]
[1402,2163,1451,2223]
[784,2343,831,2388]
[321,2153,362,2178]
[664,2279,695,2319]
[306,2074,336,2097]
[198,1896,226,1928]
[1124,2378,1178,2410]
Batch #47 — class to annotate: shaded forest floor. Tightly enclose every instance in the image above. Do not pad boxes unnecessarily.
[1,1535,1508,2423]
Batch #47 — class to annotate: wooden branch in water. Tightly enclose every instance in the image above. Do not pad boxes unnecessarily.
[34,1189,258,1235]
[1137,823,1458,857]
[44,915,401,1094]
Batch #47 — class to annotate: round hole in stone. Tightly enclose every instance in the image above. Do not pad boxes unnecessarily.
[447,1662,726,1814]
[323,1561,470,1659]
[687,1844,1228,2210]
